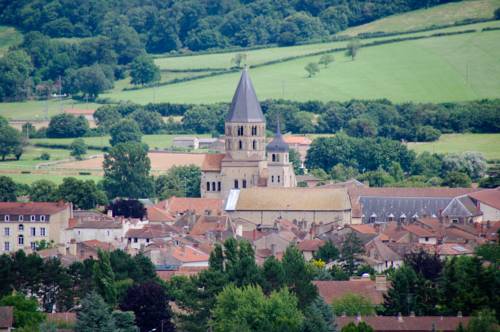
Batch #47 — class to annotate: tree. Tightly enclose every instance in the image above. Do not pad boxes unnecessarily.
[70,138,87,160]
[319,54,334,68]
[303,297,337,332]
[341,232,364,275]
[231,53,247,68]
[347,118,377,137]
[332,293,375,316]
[383,266,419,315]
[109,199,146,219]
[30,179,58,202]
[443,171,471,188]
[330,163,359,182]
[0,125,24,161]
[130,55,160,86]
[341,321,374,332]
[57,177,107,209]
[442,152,487,181]
[72,65,113,99]
[112,311,139,332]
[94,106,123,132]
[129,109,164,134]
[404,250,443,281]
[120,281,174,332]
[75,292,115,332]
[282,245,318,307]
[314,240,339,263]
[103,142,154,199]
[46,114,89,138]
[346,40,361,60]
[495,7,500,19]
[155,165,201,199]
[0,293,45,329]
[261,256,286,294]
[0,50,33,101]
[465,309,498,332]
[0,176,17,202]
[305,62,320,78]
[109,119,142,146]
[210,285,304,332]
[93,249,117,306]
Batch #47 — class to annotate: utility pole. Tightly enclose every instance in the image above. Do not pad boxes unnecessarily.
[59,76,63,113]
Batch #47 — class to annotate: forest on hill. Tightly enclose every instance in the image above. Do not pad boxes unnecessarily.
[0,0,456,52]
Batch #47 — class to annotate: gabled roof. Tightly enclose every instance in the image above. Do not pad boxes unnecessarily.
[314,279,385,304]
[442,196,479,217]
[403,224,436,238]
[171,246,209,263]
[226,68,265,123]
[282,135,313,145]
[336,316,470,332]
[366,238,402,261]
[468,188,500,209]
[155,197,223,216]
[201,154,225,172]
[297,239,325,252]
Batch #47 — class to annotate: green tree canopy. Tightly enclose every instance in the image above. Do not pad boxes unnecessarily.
[305,62,320,77]
[70,138,87,160]
[129,109,164,134]
[57,177,107,209]
[46,114,89,138]
[319,54,334,68]
[103,142,154,199]
[93,249,117,306]
[282,245,318,307]
[332,293,375,316]
[109,119,142,146]
[155,165,201,199]
[0,176,17,202]
[130,55,160,86]
[0,125,24,161]
[75,292,115,332]
[0,293,45,329]
[30,179,58,202]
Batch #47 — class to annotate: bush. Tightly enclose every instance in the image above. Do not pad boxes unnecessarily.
[39,152,50,160]
[495,7,500,20]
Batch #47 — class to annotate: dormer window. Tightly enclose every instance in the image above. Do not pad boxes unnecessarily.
[400,214,406,223]
[19,215,23,222]
[40,215,46,222]
[370,213,377,223]
[30,215,36,222]
[4,215,9,222]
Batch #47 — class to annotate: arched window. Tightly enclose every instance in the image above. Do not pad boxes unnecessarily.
[277,176,280,183]
[252,140,257,150]
[206,182,210,191]
[242,180,247,188]
[251,126,257,136]
[272,154,276,162]
[238,126,244,136]
[239,141,243,150]
[212,182,216,191]
[234,180,239,189]
[18,224,24,232]
[217,182,221,191]
[271,176,274,183]
[18,234,24,245]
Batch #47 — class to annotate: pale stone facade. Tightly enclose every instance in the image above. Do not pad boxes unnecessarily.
[201,69,296,200]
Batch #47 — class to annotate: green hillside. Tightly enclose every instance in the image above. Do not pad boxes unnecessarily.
[103,28,500,104]
[0,25,22,56]
[342,0,500,36]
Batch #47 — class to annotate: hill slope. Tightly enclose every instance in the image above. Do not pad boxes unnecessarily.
[0,25,22,56]
[341,0,500,36]
[103,28,500,104]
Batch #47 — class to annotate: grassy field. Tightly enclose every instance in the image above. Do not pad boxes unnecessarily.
[407,134,500,160]
[31,134,211,150]
[6,173,103,185]
[0,25,22,56]
[102,28,500,104]
[0,99,102,120]
[342,0,500,36]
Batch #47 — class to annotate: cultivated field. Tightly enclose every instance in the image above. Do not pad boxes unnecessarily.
[407,133,500,160]
[0,99,102,120]
[103,27,500,104]
[342,0,500,36]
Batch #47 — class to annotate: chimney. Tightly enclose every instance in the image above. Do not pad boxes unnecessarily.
[271,243,276,256]
[397,313,403,323]
[236,224,243,237]
[457,311,462,318]
[375,275,387,291]
[107,209,113,218]
[410,311,415,317]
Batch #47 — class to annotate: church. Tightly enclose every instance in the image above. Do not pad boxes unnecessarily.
[201,69,297,200]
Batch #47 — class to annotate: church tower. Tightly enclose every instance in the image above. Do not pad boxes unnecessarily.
[266,119,297,188]
[219,68,267,198]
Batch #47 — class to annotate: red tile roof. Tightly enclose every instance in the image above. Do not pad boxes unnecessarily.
[126,224,179,239]
[156,266,207,281]
[297,239,325,252]
[80,240,114,251]
[0,306,13,328]
[349,224,378,235]
[337,316,470,331]
[172,246,209,263]
[468,188,500,210]
[314,279,385,304]
[282,135,312,145]
[403,225,436,238]
[46,312,77,324]
[201,153,225,171]
[156,196,223,216]
[437,243,474,256]
[0,202,70,215]
[190,215,228,236]
[147,206,175,222]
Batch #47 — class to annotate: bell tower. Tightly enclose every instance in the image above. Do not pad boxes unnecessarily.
[219,68,267,198]
[266,118,297,188]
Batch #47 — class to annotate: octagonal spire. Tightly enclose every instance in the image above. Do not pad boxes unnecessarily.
[226,68,265,123]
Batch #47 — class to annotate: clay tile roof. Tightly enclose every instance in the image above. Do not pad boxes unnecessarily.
[71,219,123,229]
[336,316,470,331]
[172,246,209,263]
[282,135,312,145]
[156,197,223,216]
[297,239,325,252]
[468,188,500,210]
[349,224,377,234]
[0,202,69,215]
[126,224,178,239]
[437,243,473,256]
[156,266,208,281]
[81,240,114,251]
[202,153,225,171]
[314,279,385,304]
[0,306,13,328]
[190,215,228,236]
[403,225,436,237]
[147,206,175,222]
